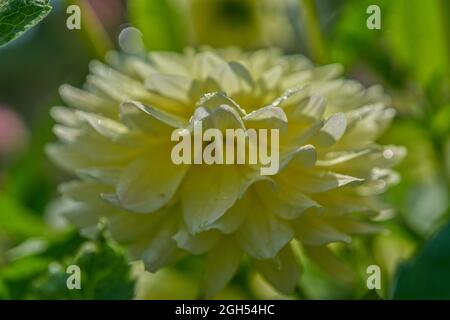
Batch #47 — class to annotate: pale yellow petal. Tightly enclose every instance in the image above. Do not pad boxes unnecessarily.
[236,195,294,259]
[117,147,188,213]
[182,165,254,234]
[254,244,301,294]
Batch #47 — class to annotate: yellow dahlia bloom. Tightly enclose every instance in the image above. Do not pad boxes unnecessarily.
[48,48,404,297]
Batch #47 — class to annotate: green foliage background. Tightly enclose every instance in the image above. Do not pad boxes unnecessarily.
[0,0,449,299]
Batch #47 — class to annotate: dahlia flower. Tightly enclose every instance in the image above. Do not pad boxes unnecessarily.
[48,47,404,297]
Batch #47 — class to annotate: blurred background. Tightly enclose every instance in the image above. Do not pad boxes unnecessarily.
[0,0,449,299]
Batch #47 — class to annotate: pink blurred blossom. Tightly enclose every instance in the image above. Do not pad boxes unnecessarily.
[88,0,124,33]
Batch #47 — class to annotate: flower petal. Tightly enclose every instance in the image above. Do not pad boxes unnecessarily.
[173,228,221,255]
[193,51,225,79]
[59,84,117,117]
[210,61,254,96]
[75,111,128,140]
[190,104,244,131]
[254,244,301,294]
[243,106,287,131]
[293,212,351,246]
[310,113,347,147]
[205,240,242,298]
[181,165,255,234]
[120,101,176,136]
[196,91,246,116]
[129,215,182,272]
[76,167,122,186]
[122,100,188,129]
[303,245,354,285]
[277,167,364,194]
[255,180,321,220]
[59,180,113,204]
[207,194,251,234]
[108,210,163,243]
[236,194,294,259]
[145,74,193,103]
[280,144,317,169]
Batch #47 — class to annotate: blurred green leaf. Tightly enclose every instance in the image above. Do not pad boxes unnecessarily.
[0,256,51,299]
[0,234,134,299]
[0,230,83,299]
[392,218,450,299]
[405,180,449,236]
[0,0,52,47]
[0,192,48,241]
[329,0,406,87]
[30,238,135,299]
[128,0,185,51]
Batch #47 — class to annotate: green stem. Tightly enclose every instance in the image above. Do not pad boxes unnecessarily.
[300,0,327,64]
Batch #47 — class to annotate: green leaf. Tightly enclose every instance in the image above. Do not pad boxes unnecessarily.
[128,0,185,51]
[0,192,48,241]
[0,231,83,299]
[392,219,450,299]
[30,238,135,300]
[1,234,134,299]
[329,0,406,87]
[0,0,52,47]
[330,0,450,88]
[0,256,51,299]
